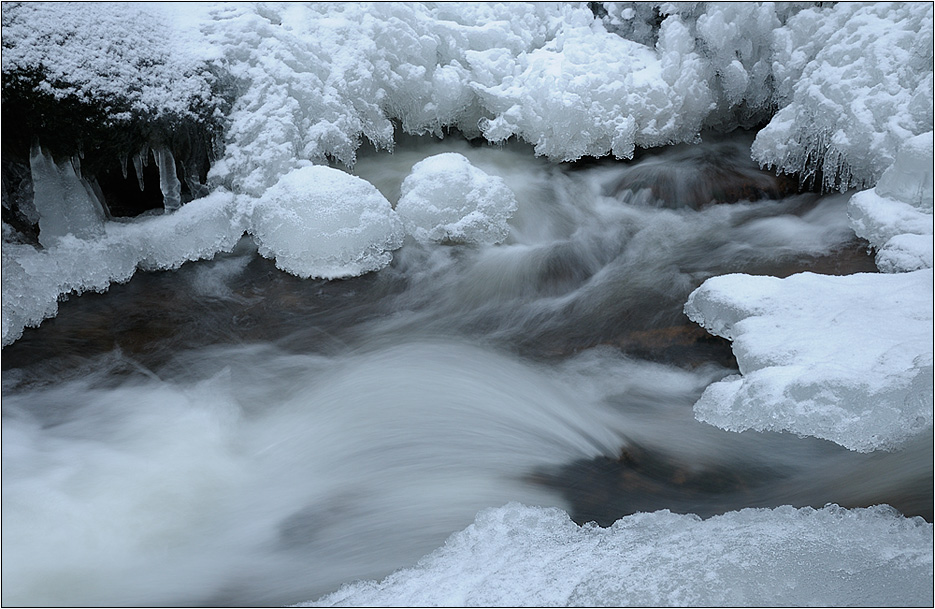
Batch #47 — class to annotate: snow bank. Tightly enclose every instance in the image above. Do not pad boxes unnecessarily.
[684,270,934,452]
[5,2,931,195]
[1,192,245,347]
[308,502,933,607]
[848,131,934,273]
[753,2,934,191]
[249,166,404,280]
[396,153,517,245]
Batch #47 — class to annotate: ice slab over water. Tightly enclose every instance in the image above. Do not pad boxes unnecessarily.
[250,166,405,279]
[1,191,245,347]
[684,270,934,452]
[309,502,934,607]
[848,131,934,273]
[396,153,517,245]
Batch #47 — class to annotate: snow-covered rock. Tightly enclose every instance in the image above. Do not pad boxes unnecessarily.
[848,131,934,273]
[684,270,934,452]
[308,502,934,607]
[250,166,405,279]
[396,153,517,245]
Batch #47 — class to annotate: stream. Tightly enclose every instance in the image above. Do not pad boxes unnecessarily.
[2,133,931,607]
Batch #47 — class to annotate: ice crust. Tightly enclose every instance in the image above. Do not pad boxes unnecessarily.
[396,153,517,245]
[848,131,934,273]
[684,270,934,452]
[1,192,244,347]
[250,166,405,279]
[309,502,934,607]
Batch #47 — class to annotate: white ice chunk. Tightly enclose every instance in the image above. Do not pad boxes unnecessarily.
[684,270,934,452]
[249,166,405,279]
[396,153,517,245]
[848,131,934,273]
[29,144,106,246]
[309,503,934,607]
[753,3,933,191]
[1,191,245,347]
[153,148,182,213]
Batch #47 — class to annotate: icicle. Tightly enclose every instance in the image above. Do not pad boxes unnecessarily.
[132,152,145,191]
[70,154,81,178]
[153,147,182,213]
[119,152,128,180]
[29,142,106,246]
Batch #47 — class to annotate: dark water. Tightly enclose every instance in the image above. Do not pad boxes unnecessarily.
[2,135,927,607]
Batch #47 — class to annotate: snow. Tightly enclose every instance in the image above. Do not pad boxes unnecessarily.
[308,502,934,607]
[0,2,216,122]
[5,2,931,194]
[752,2,934,191]
[396,153,517,245]
[684,270,934,453]
[249,166,405,279]
[848,131,934,273]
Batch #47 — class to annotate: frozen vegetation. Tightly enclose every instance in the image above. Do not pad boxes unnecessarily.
[309,503,933,607]
[1,2,933,607]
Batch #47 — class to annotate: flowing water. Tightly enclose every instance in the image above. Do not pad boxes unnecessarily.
[2,133,930,607]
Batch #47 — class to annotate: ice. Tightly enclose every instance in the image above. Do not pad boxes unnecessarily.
[684,270,934,452]
[848,131,934,273]
[132,151,146,192]
[249,166,405,279]
[29,144,106,246]
[753,3,934,191]
[471,12,713,161]
[309,502,934,607]
[396,153,517,245]
[1,191,245,347]
[153,148,182,213]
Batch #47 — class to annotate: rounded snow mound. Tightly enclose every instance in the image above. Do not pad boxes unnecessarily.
[396,153,518,245]
[251,166,405,279]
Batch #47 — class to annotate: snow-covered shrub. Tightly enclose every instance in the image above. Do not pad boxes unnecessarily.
[396,153,517,245]
[249,166,405,279]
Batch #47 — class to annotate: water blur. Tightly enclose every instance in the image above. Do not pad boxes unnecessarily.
[2,133,926,607]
